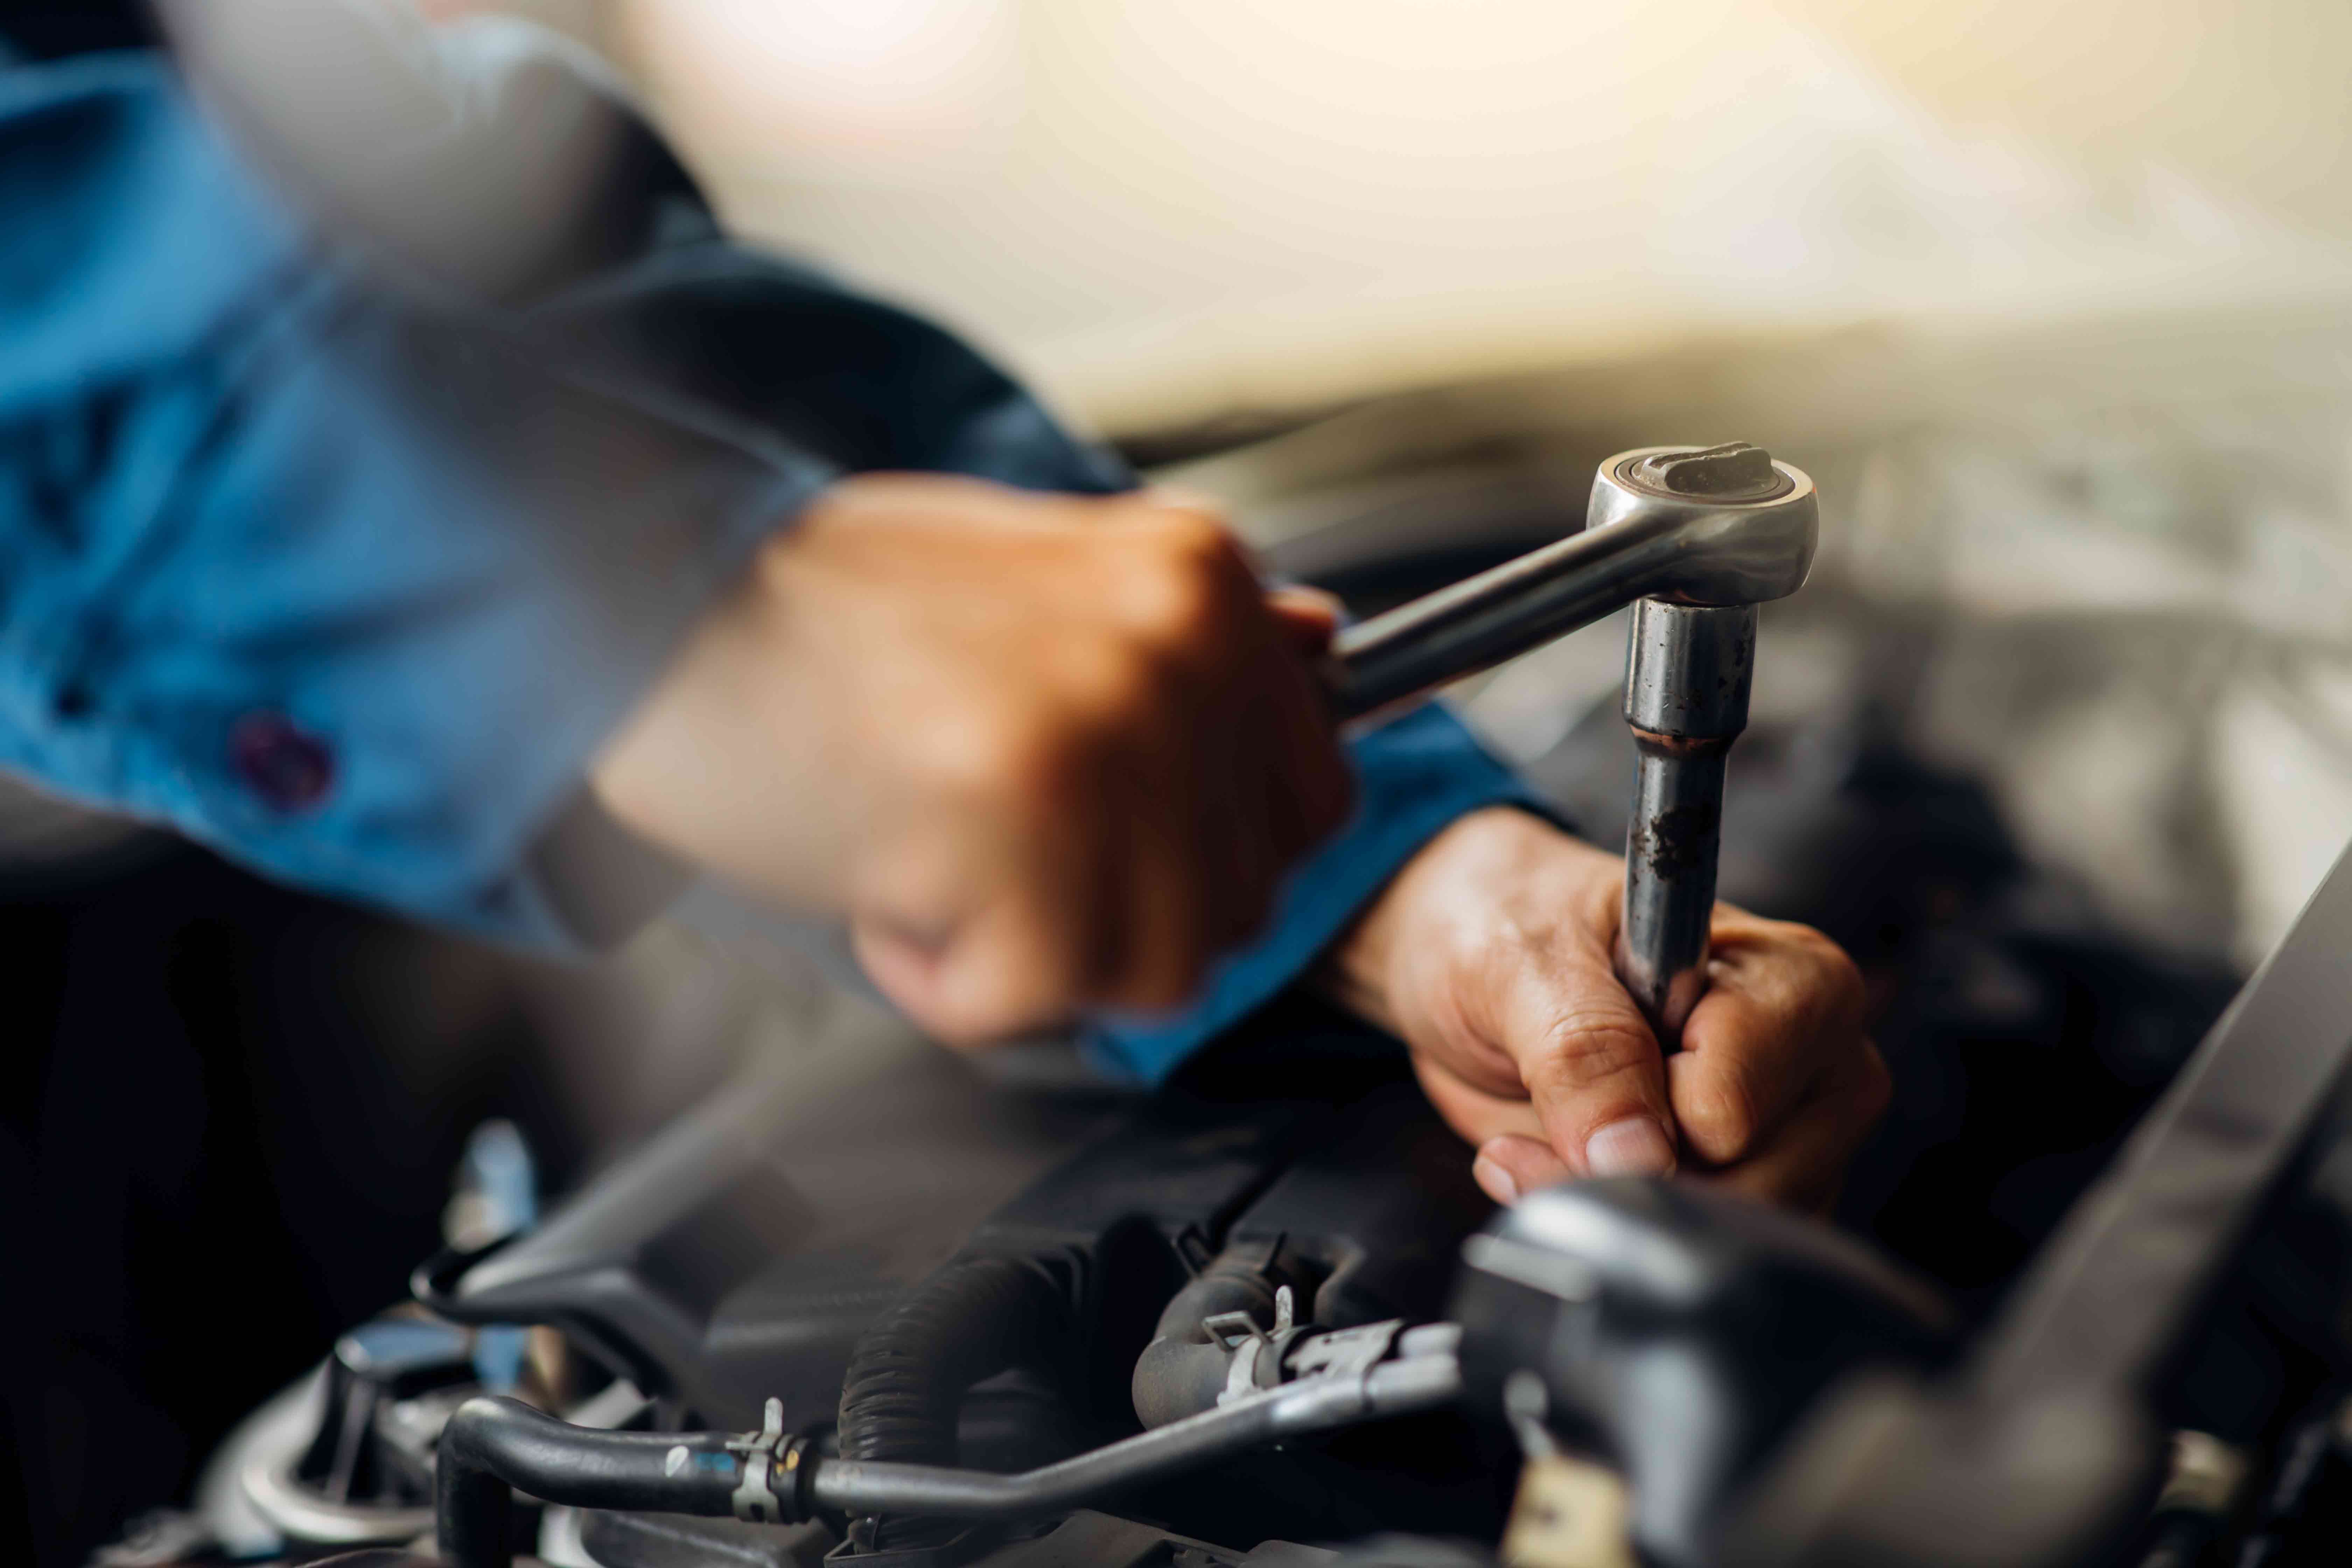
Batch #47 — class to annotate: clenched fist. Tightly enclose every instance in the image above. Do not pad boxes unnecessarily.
[1322,806,1886,1212]
[593,473,1352,1043]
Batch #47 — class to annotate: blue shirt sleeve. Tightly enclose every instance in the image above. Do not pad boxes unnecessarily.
[1086,702,1550,1082]
[0,56,832,943]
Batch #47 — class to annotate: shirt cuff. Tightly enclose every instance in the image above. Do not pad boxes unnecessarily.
[1085,701,1553,1083]
[61,321,828,948]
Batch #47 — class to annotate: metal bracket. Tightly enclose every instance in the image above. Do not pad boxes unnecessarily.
[1202,1282,1295,1351]
[725,1397,787,1524]
[1200,1311,1261,1352]
[1219,1342,1266,1409]
[1286,1319,1401,1384]
[1208,1286,1309,1408]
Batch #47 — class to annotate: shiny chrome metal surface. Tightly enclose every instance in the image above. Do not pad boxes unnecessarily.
[1322,444,1814,720]
[1618,600,1758,1040]
[1323,443,1808,1045]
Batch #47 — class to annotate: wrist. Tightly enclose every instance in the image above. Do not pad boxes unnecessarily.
[589,493,848,907]
[1317,804,1608,1037]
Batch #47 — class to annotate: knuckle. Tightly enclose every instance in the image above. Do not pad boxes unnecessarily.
[1069,641,1162,730]
[1131,521,1245,645]
[1522,1010,1658,1100]
[1156,506,1239,565]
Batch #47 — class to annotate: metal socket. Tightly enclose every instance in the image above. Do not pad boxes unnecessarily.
[1618,600,1757,1043]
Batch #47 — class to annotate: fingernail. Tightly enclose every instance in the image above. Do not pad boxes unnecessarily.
[1472,1152,1521,1206]
[1584,1116,1677,1178]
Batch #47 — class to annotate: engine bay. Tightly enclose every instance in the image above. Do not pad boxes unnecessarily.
[172,832,2352,1568]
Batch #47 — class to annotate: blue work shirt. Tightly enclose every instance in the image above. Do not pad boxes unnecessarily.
[0,50,1541,1081]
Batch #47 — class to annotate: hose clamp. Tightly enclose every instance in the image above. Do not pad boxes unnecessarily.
[1209,1283,1306,1408]
[727,1398,789,1523]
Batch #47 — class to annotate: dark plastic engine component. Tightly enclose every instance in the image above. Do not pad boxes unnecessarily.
[1324,1543,1496,1568]
[580,1507,836,1568]
[301,1318,477,1499]
[1709,839,2352,1568]
[240,1317,478,1548]
[424,1014,1503,1560]
[1211,1082,1495,1336]
[820,1062,1496,1550]
[412,1033,1116,1430]
[582,1507,1341,1567]
[1451,1179,1952,1568]
[943,1510,1334,1565]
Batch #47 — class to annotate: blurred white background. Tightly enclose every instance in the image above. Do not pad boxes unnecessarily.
[436,0,2351,429]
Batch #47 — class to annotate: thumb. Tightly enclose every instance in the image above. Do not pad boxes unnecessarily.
[1491,946,1679,1178]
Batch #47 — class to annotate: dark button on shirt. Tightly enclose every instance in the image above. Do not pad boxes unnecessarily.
[230,711,334,812]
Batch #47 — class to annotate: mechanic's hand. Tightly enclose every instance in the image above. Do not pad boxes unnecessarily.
[593,473,1352,1044]
[1320,806,1885,1213]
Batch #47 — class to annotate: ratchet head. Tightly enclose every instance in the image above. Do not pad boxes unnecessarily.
[1586,443,1818,608]
[1325,441,1817,719]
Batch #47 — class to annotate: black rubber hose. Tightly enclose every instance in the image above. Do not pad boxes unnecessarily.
[812,1353,1464,1519]
[432,1353,1463,1568]
[1131,1337,1237,1429]
[1132,1241,1310,1428]
[436,1395,747,1568]
[835,1252,1083,1551]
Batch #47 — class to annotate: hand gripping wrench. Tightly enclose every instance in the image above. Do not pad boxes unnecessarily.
[1320,442,1818,1045]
